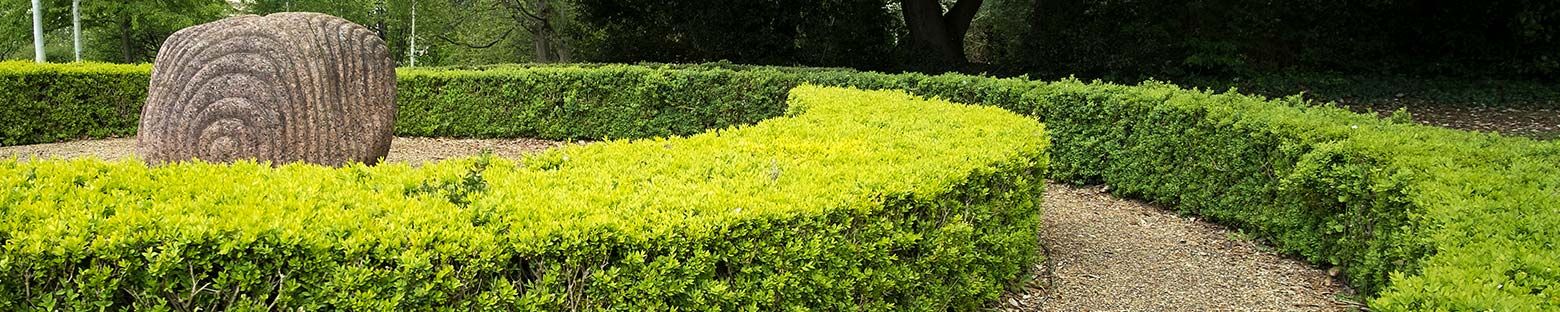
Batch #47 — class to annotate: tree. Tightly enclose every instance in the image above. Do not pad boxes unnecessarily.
[568,0,898,67]
[497,0,570,63]
[246,0,480,66]
[898,0,983,65]
[71,0,79,62]
[964,0,1029,64]
[0,12,21,59]
[85,0,229,63]
[0,0,65,60]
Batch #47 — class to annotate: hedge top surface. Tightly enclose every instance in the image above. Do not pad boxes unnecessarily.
[0,84,1047,257]
[0,61,149,74]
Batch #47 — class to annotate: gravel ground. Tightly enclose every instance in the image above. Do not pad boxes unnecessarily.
[995,183,1361,311]
[2,138,1358,310]
[1347,104,1560,140]
[0,137,569,165]
[382,137,572,165]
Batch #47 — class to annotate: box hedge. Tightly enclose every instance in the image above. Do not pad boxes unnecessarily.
[0,62,150,146]
[0,86,1049,310]
[1,61,1556,310]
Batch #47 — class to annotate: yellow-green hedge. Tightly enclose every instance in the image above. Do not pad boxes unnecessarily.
[0,86,1049,310]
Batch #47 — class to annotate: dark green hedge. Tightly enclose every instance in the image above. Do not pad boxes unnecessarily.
[1031,82,1558,310]
[0,86,1048,310]
[1,61,1556,310]
[0,62,150,146]
[0,62,851,145]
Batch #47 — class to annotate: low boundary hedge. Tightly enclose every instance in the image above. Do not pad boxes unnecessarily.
[0,62,149,146]
[0,86,1049,310]
[2,61,1556,309]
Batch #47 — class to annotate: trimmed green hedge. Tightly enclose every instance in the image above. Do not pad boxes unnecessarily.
[0,62,150,146]
[1029,82,1559,310]
[0,86,1049,310]
[0,61,854,145]
[2,61,1556,309]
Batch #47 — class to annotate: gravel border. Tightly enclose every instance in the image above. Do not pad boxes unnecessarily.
[1348,104,1560,140]
[0,137,571,165]
[997,183,1361,311]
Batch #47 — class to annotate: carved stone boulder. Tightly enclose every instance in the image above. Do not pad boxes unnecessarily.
[137,12,396,166]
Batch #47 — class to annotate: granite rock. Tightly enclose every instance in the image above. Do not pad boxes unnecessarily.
[137,12,396,166]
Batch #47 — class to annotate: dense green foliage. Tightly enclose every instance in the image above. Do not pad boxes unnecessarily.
[0,0,230,62]
[1001,0,1560,79]
[1176,72,1560,109]
[1,62,1555,309]
[242,0,564,66]
[569,0,899,68]
[0,86,1049,310]
[9,0,1559,81]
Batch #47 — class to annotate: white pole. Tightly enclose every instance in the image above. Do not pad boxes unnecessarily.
[407,0,416,67]
[32,0,45,63]
[72,0,81,62]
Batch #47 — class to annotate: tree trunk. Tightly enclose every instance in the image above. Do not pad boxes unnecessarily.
[553,23,572,63]
[120,12,134,63]
[900,0,983,65]
[31,0,44,63]
[73,0,80,62]
[502,0,570,63]
[529,0,561,63]
[408,0,417,66]
[374,0,387,41]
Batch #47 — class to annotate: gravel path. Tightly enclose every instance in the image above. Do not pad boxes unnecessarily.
[1348,104,1560,140]
[0,137,569,165]
[2,138,1357,310]
[997,183,1360,311]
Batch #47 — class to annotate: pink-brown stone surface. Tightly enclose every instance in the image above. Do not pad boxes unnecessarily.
[137,12,396,166]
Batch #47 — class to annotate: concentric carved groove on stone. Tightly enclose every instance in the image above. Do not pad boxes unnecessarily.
[138,13,396,166]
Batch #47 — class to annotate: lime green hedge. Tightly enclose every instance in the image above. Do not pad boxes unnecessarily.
[0,86,1048,310]
[2,61,1556,310]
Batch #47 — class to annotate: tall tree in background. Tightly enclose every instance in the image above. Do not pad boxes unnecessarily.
[0,3,24,59]
[92,0,230,63]
[962,0,1029,64]
[31,0,44,62]
[499,0,570,62]
[899,0,982,65]
[2,0,225,62]
[409,0,543,65]
[247,0,474,65]
[1,0,58,60]
[569,0,898,67]
[71,0,79,62]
